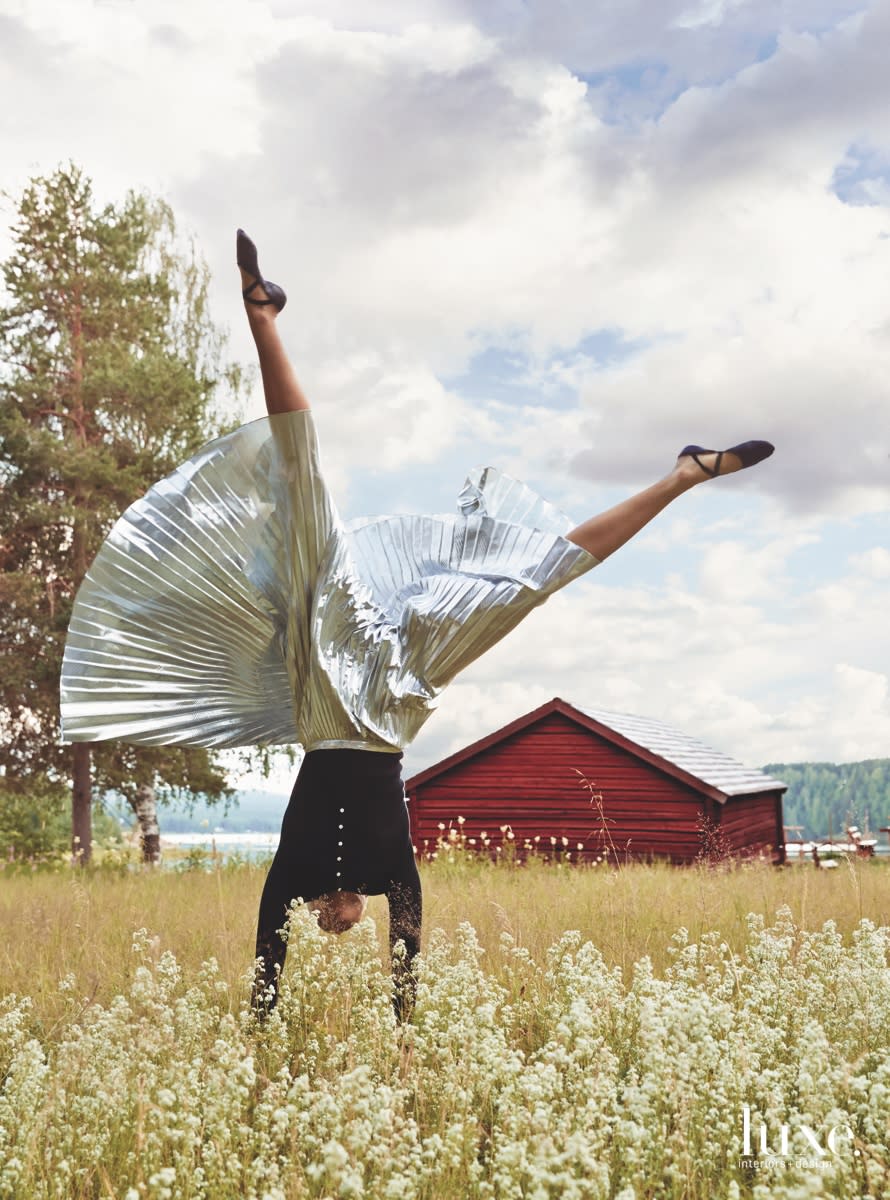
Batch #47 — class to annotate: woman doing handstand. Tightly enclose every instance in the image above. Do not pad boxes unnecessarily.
[60,231,773,1022]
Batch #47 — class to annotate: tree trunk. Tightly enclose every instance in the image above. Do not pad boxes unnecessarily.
[71,742,93,865]
[132,782,161,865]
[70,267,93,869]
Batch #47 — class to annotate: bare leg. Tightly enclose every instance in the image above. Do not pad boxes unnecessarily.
[238,266,310,415]
[566,450,744,561]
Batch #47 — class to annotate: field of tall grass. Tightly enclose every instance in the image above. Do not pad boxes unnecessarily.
[1,847,889,1199]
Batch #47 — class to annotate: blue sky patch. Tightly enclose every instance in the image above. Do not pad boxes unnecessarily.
[444,329,646,411]
[580,61,683,124]
[831,142,890,206]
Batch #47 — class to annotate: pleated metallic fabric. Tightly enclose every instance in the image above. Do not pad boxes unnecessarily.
[60,411,599,751]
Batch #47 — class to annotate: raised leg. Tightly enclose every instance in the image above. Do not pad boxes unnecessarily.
[565,449,745,561]
[238,263,310,415]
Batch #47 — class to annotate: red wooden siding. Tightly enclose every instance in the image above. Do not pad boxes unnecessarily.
[718,792,784,863]
[405,705,786,868]
[412,712,704,863]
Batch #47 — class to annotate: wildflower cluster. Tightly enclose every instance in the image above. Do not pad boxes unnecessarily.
[418,817,606,869]
[1,905,889,1198]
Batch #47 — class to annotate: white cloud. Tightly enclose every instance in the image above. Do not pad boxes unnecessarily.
[307,355,493,499]
[776,664,890,763]
[184,4,890,516]
[404,525,890,775]
[0,2,269,201]
[4,0,890,784]
[672,0,747,32]
[8,0,889,514]
[696,532,819,602]
[848,546,890,578]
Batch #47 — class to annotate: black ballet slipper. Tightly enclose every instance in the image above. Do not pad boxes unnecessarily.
[678,440,775,478]
[236,228,287,313]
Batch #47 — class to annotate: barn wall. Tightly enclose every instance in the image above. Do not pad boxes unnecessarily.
[408,712,711,863]
[719,792,784,863]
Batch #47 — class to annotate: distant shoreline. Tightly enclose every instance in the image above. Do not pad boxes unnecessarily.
[154,830,890,863]
[158,831,279,860]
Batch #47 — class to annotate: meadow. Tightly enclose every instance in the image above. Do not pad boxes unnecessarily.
[1,846,889,1199]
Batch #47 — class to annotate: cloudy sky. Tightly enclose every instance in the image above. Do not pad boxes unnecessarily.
[4,0,890,789]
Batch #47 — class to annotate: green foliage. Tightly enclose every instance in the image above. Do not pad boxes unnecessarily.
[0,783,70,860]
[0,784,123,860]
[0,162,253,830]
[764,758,890,841]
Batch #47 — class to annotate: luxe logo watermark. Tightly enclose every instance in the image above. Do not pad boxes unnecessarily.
[738,1104,858,1171]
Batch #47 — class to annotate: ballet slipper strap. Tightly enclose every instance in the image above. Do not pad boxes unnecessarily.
[691,452,717,478]
[242,278,276,306]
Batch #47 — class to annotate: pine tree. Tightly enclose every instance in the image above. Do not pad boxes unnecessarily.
[0,163,254,863]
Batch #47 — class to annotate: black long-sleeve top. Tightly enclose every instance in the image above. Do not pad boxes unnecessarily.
[254,748,421,1019]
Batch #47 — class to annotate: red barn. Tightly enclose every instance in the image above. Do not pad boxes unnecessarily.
[405,698,787,865]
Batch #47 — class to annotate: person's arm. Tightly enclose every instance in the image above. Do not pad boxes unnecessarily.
[386,862,422,1024]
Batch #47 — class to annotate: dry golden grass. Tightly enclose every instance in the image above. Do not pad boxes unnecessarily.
[3,849,890,1198]
[2,849,887,1028]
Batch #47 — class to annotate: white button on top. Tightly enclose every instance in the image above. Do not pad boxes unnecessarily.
[338,841,343,847]
[339,807,345,813]
[338,824,343,829]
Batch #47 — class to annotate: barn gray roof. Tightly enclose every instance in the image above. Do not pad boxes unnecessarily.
[573,704,787,797]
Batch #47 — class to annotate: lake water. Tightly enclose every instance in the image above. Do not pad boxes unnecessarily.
[158,831,890,865]
[160,832,278,861]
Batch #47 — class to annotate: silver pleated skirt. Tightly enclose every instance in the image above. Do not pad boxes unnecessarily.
[60,411,598,752]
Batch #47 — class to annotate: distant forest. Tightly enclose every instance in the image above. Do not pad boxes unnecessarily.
[763,759,890,841]
[156,790,287,833]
